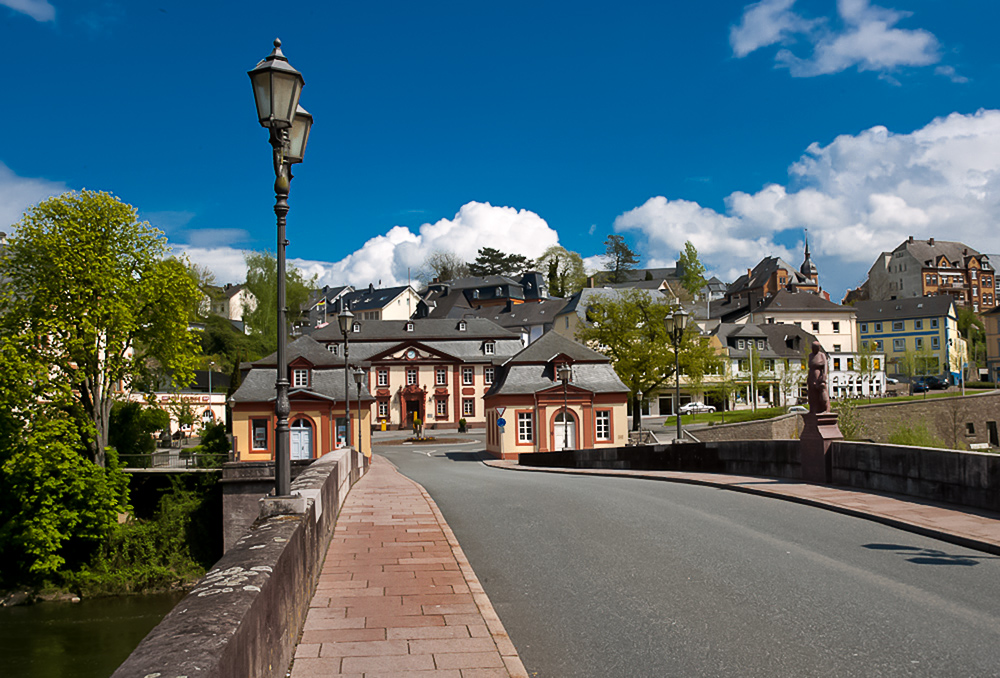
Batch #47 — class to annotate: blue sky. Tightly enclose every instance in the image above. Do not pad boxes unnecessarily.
[4,0,1000,301]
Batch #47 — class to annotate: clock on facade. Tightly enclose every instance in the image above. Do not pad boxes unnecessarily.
[406,349,416,359]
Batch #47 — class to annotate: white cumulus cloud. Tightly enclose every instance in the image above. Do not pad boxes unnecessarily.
[733,0,942,79]
[1,0,54,21]
[613,109,1000,296]
[0,162,68,233]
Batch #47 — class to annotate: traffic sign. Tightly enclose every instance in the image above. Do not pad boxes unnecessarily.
[495,407,506,417]
[497,417,507,428]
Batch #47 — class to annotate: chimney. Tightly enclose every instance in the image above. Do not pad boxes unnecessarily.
[908,235,914,243]
[929,238,935,246]
[747,268,752,277]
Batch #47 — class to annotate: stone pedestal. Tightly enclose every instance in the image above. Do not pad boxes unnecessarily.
[799,412,843,483]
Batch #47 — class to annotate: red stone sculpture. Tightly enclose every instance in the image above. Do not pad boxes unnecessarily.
[806,341,830,414]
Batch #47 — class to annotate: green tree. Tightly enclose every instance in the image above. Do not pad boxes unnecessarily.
[956,306,986,375]
[677,241,707,297]
[466,247,534,277]
[108,401,171,465]
[418,250,470,283]
[242,250,317,354]
[853,341,881,403]
[778,356,807,407]
[678,334,724,403]
[603,234,639,284]
[198,314,270,373]
[536,245,586,297]
[575,289,677,430]
[0,190,202,467]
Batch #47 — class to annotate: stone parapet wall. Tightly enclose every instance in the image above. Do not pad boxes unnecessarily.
[851,391,1000,448]
[113,449,365,678]
[688,413,800,443]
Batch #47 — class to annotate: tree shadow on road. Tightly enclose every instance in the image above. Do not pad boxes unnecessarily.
[863,543,997,566]
[445,450,488,462]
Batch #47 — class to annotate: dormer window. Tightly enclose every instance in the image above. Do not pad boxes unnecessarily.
[328,344,338,355]
[352,322,361,333]
[292,368,309,388]
[484,341,495,355]
[737,339,745,349]
[458,321,467,331]
[405,322,414,332]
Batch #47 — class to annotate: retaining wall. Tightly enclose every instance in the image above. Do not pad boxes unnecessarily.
[113,449,365,678]
[688,413,800,442]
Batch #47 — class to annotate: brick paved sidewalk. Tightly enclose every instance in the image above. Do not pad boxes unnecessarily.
[291,456,527,678]
[483,459,1000,555]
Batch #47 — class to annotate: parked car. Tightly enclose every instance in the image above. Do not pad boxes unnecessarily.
[885,377,899,384]
[787,405,808,413]
[678,402,716,414]
[912,379,929,393]
[924,376,949,390]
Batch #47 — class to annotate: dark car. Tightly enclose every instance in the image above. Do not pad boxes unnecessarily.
[912,380,929,393]
[924,376,949,390]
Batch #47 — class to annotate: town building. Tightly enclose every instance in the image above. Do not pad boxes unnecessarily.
[483,331,629,459]
[416,272,549,319]
[866,237,996,312]
[202,283,256,328]
[304,284,354,328]
[229,335,372,462]
[854,296,967,383]
[329,283,422,322]
[311,318,523,430]
[458,298,566,346]
[984,305,1000,383]
[723,239,821,304]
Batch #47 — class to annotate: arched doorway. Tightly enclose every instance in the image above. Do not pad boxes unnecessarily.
[290,418,313,460]
[553,410,577,451]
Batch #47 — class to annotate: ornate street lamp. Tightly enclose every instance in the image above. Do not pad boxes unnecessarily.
[664,309,689,443]
[353,366,367,461]
[338,307,354,449]
[558,363,572,450]
[248,38,313,497]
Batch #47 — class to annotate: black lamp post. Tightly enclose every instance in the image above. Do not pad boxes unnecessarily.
[249,39,313,497]
[558,363,572,450]
[664,309,689,443]
[338,308,354,449]
[353,367,366,459]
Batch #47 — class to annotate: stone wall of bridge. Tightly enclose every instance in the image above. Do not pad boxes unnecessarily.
[113,448,367,678]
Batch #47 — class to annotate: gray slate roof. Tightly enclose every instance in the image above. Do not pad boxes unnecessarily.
[759,290,851,313]
[311,318,518,342]
[253,335,344,368]
[230,367,370,404]
[897,239,991,269]
[485,330,628,397]
[853,295,955,322]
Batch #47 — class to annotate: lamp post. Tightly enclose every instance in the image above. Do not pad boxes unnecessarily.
[353,367,367,460]
[249,38,313,497]
[208,361,215,424]
[338,308,354,449]
[664,309,689,443]
[558,363,571,450]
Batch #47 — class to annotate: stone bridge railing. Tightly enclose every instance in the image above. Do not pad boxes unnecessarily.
[112,448,367,678]
[519,439,1000,513]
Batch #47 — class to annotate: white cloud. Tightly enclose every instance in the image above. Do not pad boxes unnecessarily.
[733,0,941,78]
[1,0,54,21]
[935,65,969,84]
[613,109,1000,297]
[729,0,819,59]
[179,201,561,288]
[0,162,67,233]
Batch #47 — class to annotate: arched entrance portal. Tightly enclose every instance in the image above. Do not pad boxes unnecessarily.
[553,410,577,451]
[290,418,313,460]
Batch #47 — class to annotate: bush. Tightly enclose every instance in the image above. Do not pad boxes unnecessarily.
[888,423,949,449]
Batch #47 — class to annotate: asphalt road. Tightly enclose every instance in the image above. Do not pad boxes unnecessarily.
[375,435,1000,678]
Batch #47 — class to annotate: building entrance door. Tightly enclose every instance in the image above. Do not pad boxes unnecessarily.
[290,419,313,460]
[553,411,576,451]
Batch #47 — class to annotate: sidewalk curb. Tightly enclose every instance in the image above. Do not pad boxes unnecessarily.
[412,472,530,678]
[482,459,1000,557]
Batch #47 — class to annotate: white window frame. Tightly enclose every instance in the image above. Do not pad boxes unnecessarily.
[485,341,495,355]
[595,410,611,441]
[252,419,268,450]
[893,338,905,351]
[436,398,447,417]
[484,366,494,385]
[377,368,389,387]
[436,367,447,386]
[462,398,475,416]
[378,402,388,418]
[406,367,418,385]
[518,411,533,442]
[292,368,309,388]
[462,366,474,385]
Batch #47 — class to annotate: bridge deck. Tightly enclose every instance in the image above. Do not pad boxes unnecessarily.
[293,456,527,677]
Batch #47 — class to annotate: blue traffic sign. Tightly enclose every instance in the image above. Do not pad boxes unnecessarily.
[497,417,507,427]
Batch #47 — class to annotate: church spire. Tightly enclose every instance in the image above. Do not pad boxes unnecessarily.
[800,229,818,279]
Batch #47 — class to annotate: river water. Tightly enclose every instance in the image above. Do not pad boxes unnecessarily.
[0,591,185,678]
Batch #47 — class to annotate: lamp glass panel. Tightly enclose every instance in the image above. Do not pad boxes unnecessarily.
[287,110,312,163]
[338,312,352,333]
[663,316,675,334]
[676,311,689,331]
[251,71,272,123]
[271,73,302,127]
